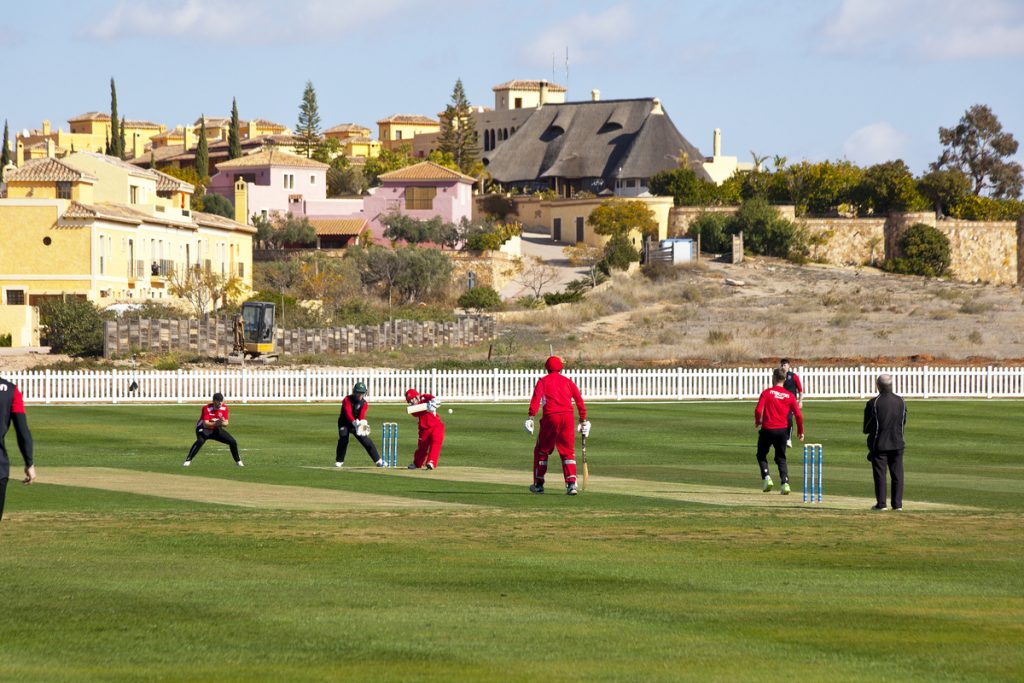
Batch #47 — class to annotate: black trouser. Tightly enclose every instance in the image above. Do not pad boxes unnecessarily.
[336,419,380,465]
[186,427,241,463]
[870,449,904,508]
[756,428,790,483]
[0,477,7,521]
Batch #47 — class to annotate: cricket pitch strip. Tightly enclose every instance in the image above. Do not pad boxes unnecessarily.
[369,466,974,511]
[42,467,471,511]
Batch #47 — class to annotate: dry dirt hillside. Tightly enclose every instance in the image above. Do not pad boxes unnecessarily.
[499,257,1024,366]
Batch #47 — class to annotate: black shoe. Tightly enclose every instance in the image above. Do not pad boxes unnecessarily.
[870,504,888,511]
[529,484,544,494]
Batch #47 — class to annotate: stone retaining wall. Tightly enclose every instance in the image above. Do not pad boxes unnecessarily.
[103,315,497,358]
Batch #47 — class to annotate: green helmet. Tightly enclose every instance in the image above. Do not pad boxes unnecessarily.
[353,382,367,395]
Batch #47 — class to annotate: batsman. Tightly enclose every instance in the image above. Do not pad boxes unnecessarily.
[525,356,590,496]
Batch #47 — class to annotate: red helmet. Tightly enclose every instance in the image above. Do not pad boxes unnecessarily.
[404,388,420,401]
[545,356,563,372]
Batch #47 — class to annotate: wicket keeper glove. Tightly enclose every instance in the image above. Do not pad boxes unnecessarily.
[524,418,534,435]
[356,420,370,437]
[577,420,591,437]
[352,420,360,429]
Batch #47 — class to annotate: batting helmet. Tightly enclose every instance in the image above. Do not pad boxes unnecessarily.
[544,356,563,372]
[405,388,420,401]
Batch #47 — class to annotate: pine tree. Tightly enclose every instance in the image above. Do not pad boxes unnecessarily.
[109,78,122,158]
[437,78,479,175]
[228,97,242,160]
[1,120,10,167]
[295,80,322,159]
[119,116,127,159]
[195,115,209,179]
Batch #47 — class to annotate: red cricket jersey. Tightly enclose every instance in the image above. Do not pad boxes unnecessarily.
[342,396,368,422]
[755,386,803,432]
[197,403,229,428]
[528,372,586,420]
[410,393,443,429]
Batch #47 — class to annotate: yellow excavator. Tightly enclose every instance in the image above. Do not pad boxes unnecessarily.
[228,301,278,364]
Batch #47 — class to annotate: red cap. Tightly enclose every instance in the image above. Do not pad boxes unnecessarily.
[405,388,419,401]
[545,356,563,372]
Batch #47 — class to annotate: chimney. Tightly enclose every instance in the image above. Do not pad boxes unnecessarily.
[713,128,722,157]
[133,131,143,159]
[591,89,601,101]
[234,177,249,224]
[42,119,51,136]
[45,138,55,158]
[651,97,663,115]
[183,125,194,151]
[16,140,24,166]
[539,80,549,106]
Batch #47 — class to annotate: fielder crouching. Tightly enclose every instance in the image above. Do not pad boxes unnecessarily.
[336,381,384,468]
[526,356,589,496]
[183,392,243,467]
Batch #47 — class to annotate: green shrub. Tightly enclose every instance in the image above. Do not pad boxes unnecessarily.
[885,223,951,277]
[600,234,640,271]
[0,333,11,347]
[458,286,503,310]
[40,298,105,356]
[731,198,800,258]
[543,289,584,305]
[464,221,522,251]
[947,194,1024,221]
[852,160,929,214]
[688,212,732,252]
[478,194,514,219]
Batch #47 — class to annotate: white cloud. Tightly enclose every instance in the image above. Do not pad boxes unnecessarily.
[820,0,1024,59]
[842,121,910,165]
[522,5,636,70]
[86,0,423,42]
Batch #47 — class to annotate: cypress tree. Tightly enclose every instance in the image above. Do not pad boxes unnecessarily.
[438,78,479,174]
[119,116,127,159]
[195,115,209,178]
[1,120,10,167]
[109,78,122,158]
[295,80,322,159]
[228,97,242,160]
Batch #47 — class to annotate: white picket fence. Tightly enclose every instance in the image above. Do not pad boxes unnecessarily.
[6,366,1024,404]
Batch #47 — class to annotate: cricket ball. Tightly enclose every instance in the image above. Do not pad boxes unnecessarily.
[448,408,453,414]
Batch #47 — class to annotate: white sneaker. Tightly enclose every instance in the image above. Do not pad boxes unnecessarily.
[236,461,245,467]
[376,460,387,468]
[762,476,774,492]
[182,460,191,467]
[786,439,793,448]
[566,482,578,496]
[426,463,435,470]
[334,461,343,468]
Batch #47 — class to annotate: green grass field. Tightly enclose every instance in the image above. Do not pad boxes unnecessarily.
[2,400,1023,682]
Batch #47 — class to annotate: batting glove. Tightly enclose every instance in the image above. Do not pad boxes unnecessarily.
[524,418,534,435]
[578,420,591,437]
[427,399,440,413]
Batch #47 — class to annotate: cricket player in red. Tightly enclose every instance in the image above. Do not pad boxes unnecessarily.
[336,381,384,468]
[1,376,37,521]
[526,356,589,496]
[184,392,244,467]
[405,388,444,470]
[754,368,804,494]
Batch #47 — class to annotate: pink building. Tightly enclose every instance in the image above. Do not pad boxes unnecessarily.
[207,148,330,221]
[364,162,476,242]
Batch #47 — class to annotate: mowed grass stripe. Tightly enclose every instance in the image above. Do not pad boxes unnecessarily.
[42,467,472,510]
[350,465,973,510]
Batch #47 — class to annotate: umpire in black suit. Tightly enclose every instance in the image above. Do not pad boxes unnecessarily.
[863,374,907,511]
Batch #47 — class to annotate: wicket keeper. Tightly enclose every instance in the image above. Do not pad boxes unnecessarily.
[336,382,385,468]
[404,388,444,470]
[525,356,589,496]
[1,375,37,521]
[183,392,244,467]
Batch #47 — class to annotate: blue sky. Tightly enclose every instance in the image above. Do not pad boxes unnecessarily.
[3,0,1023,175]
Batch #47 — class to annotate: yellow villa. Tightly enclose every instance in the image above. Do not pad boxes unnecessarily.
[0,152,254,312]
[376,114,439,152]
[16,113,166,162]
[324,123,380,159]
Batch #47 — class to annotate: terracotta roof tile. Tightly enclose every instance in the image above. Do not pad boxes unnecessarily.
[492,80,567,92]
[124,119,163,128]
[378,161,476,183]
[376,114,439,125]
[153,169,194,193]
[308,217,368,236]
[214,148,328,171]
[68,111,111,122]
[62,201,253,234]
[324,123,371,134]
[6,158,97,183]
[193,210,257,234]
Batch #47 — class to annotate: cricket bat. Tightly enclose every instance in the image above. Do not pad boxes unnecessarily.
[406,403,429,414]
[580,434,589,491]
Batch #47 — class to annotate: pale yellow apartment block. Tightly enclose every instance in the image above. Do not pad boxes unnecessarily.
[0,152,255,317]
[16,113,166,162]
[323,123,381,159]
[376,114,440,152]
